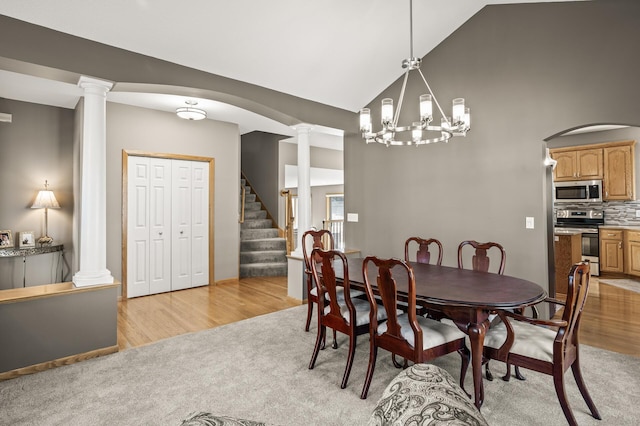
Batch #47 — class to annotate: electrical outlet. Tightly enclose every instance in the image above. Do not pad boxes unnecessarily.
[525,217,534,229]
[636,210,640,218]
[347,213,359,222]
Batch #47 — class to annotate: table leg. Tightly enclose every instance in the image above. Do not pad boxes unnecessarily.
[468,320,488,409]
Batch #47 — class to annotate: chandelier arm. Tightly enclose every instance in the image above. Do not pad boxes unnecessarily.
[417,68,450,125]
[394,70,411,127]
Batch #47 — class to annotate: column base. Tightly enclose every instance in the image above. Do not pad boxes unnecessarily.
[287,253,305,301]
[73,269,115,287]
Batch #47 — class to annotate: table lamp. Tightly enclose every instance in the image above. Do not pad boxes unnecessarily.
[31,180,60,246]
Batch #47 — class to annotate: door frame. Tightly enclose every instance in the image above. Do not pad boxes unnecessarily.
[122,149,215,298]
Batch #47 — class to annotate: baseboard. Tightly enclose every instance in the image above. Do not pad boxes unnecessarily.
[0,345,119,381]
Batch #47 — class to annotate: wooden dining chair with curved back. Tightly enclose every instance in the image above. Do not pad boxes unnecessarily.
[457,240,506,275]
[308,249,393,389]
[482,262,601,426]
[404,236,444,319]
[404,237,443,266]
[360,256,470,400]
[302,229,333,333]
[457,240,512,380]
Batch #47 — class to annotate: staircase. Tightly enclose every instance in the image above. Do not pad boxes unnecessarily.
[240,178,288,277]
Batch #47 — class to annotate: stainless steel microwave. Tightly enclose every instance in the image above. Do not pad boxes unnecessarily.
[554,180,602,203]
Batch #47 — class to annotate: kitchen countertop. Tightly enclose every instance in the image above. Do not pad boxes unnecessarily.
[599,225,640,230]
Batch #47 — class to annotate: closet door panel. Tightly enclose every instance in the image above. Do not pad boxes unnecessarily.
[172,160,192,290]
[149,158,172,294]
[127,157,150,298]
[191,162,209,286]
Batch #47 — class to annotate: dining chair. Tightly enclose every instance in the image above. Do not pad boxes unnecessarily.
[404,236,444,319]
[457,239,515,380]
[359,256,470,399]
[302,229,363,348]
[404,236,443,266]
[308,249,394,389]
[457,240,506,274]
[482,262,600,426]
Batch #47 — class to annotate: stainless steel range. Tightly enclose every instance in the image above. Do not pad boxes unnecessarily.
[554,209,604,276]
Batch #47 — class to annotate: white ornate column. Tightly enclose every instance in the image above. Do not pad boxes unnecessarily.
[73,76,115,287]
[293,124,312,254]
[287,124,313,300]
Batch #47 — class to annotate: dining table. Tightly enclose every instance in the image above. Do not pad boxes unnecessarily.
[333,256,547,410]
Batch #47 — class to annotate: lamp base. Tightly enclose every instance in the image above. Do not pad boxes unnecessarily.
[37,235,53,246]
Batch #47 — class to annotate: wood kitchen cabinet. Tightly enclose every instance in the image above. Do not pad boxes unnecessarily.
[603,144,636,201]
[624,230,640,277]
[600,229,624,273]
[551,148,603,181]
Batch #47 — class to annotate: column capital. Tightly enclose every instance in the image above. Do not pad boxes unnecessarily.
[292,123,314,135]
[78,76,113,93]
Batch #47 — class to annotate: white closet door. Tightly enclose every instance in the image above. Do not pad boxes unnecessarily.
[171,160,193,291]
[127,156,150,298]
[191,161,209,287]
[149,158,172,294]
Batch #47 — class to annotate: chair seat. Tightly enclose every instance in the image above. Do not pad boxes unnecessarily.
[311,286,364,301]
[378,314,467,350]
[324,298,401,327]
[484,318,557,363]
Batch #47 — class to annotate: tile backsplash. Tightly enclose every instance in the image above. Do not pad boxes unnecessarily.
[554,201,640,226]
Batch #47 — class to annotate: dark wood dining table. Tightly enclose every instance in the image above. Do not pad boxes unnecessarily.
[333,257,547,409]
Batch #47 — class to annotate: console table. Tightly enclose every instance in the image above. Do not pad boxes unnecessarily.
[0,244,64,287]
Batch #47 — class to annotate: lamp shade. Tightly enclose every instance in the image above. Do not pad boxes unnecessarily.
[32,190,60,209]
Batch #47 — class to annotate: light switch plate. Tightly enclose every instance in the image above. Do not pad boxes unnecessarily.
[347,213,359,222]
[636,210,640,218]
[526,217,534,229]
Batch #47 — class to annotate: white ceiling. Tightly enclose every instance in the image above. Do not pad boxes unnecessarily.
[0,0,573,144]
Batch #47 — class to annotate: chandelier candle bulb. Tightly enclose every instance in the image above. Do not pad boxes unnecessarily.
[464,108,471,129]
[412,122,422,142]
[360,108,372,133]
[381,98,394,125]
[419,94,433,121]
[452,98,465,123]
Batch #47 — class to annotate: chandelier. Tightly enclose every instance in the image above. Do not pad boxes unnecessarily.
[359,0,471,146]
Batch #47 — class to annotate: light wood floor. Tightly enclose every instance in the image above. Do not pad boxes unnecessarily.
[118,275,640,357]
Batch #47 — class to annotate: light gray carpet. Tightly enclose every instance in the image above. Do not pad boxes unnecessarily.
[1,305,639,425]
[598,278,640,294]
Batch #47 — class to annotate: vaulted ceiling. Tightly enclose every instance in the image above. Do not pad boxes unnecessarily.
[0,0,576,137]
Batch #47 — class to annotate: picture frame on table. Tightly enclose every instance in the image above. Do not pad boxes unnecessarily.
[0,230,13,248]
[18,231,35,248]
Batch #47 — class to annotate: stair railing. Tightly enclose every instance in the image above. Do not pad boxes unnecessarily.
[323,219,345,251]
[239,185,246,224]
[280,189,294,254]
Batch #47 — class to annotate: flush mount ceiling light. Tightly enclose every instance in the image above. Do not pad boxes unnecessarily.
[359,0,471,147]
[176,100,207,121]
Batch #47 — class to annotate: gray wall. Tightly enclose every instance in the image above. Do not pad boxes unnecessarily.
[0,99,74,288]
[241,131,285,220]
[345,0,640,298]
[106,103,241,282]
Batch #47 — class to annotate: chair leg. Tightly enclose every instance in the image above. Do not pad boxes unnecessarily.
[341,333,357,389]
[360,343,378,399]
[553,368,579,426]
[305,300,313,332]
[485,360,493,381]
[502,362,511,382]
[571,357,602,420]
[309,325,326,370]
[514,365,526,381]
[458,347,471,396]
[332,329,338,349]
